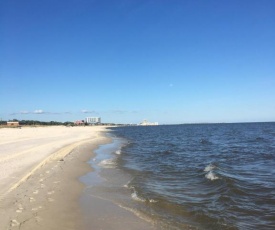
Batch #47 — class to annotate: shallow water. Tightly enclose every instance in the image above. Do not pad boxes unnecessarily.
[82,123,275,229]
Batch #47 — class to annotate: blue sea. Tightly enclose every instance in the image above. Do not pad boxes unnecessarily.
[83,123,275,229]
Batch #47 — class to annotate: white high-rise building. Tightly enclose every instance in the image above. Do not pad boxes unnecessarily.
[85,117,101,124]
[139,119,158,126]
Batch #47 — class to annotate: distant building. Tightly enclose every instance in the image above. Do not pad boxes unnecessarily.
[7,121,19,127]
[85,117,101,124]
[139,119,158,126]
[74,120,84,126]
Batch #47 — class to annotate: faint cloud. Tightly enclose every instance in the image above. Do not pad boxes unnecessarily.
[33,110,58,115]
[34,109,44,114]
[20,110,30,114]
[10,110,30,115]
[81,109,97,114]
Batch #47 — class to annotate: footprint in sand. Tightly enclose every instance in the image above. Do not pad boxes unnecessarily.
[32,206,43,211]
[16,204,23,211]
[32,206,42,211]
[47,190,55,195]
[46,170,50,174]
[39,178,44,182]
[16,205,23,213]
[53,181,60,184]
[29,197,35,202]
[33,190,39,194]
[40,184,45,188]
[10,219,20,227]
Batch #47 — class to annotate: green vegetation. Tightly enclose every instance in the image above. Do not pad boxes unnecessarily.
[0,119,75,126]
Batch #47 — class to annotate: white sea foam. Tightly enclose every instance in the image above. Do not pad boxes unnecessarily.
[115,149,121,155]
[204,164,216,172]
[131,190,157,203]
[205,171,219,181]
[98,158,117,168]
[149,199,158,203]
[123,177,135,188]
[131,191,146,202]
[123,180,132,188]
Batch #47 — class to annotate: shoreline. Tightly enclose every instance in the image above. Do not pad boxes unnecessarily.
[80,135,156,230]
[0,126,110,230]
[0,126,155,230]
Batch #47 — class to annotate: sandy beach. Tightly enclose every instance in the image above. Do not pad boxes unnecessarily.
[0,126,155,230]
[0,126,109,230]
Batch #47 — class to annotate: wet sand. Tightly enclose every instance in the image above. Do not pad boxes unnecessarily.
[0,126,155,230]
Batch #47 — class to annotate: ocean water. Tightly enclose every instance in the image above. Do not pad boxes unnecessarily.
[83,123,275,230]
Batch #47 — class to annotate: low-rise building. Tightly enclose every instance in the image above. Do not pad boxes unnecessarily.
[74,120,84,126]
[7,121,19,127]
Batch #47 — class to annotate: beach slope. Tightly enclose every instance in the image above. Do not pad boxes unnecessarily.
[0,126,109,230]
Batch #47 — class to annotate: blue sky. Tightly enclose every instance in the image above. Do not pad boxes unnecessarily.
[1,0,274,124]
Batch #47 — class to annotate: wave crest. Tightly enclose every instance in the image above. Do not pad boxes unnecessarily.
[205,171,219,181]
[131,190,146,202]
[204,163,219,180]
[115,149,121,155]
[131,189,157,203]
[204,163,216,172]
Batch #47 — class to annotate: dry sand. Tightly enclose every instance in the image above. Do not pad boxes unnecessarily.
[0,126,109,230]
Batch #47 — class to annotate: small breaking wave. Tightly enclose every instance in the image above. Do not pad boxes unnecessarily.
[123,178,134,188]
[204,163,219,180]
[131,190,146,202]
[115,149,121,155]
[131,192,157,203]
[98,158,117,168]
[205,171,219,181]
[204,163,216,172]
[131,189,157,203]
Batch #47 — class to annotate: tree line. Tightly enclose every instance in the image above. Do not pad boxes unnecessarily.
[0,119,75,126]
